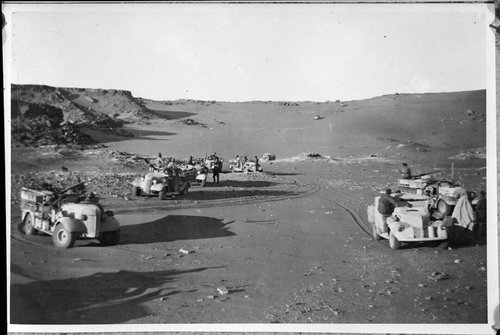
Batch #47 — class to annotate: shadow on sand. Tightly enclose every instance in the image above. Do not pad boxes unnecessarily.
[145,109,197,120]
[120,215,236,244]
[81,127,177,143]
[10,266,224,324]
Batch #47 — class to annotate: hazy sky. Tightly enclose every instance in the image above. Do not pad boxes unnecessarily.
[4,2,494,101]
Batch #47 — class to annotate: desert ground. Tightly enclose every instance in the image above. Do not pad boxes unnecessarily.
[8,84,491,327]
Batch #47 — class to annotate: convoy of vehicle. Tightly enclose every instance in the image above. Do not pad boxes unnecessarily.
[18,152,482,252]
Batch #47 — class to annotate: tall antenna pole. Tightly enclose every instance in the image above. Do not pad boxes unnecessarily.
[451,163,454,181]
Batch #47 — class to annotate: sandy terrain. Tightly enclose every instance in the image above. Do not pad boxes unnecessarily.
[8,85,491,329]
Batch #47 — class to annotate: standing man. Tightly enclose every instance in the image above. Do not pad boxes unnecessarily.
[400,163,412,179]
[377,189,397,234]
[255,155,260,171]
[212,158,221,183]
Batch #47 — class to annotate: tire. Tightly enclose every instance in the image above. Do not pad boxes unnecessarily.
[133,186,141,196]
[372,223,382,240]
[181,186,189,195]
[98,230,120,246]
[389,231,401,250]
[21,213,37,235]
[52,224,77,248]
[436,199,452,216]
[201,179,206,188]
[231,166,235,173]
[159,190,165,200]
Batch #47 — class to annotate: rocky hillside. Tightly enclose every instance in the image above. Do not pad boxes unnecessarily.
[10,84,153,147]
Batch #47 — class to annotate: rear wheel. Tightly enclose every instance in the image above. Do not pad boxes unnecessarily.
[159,190,165,200]
[437,199,452,216]
[389,231,401,250]
[99,230,120,246]
[21,213,37,235]
[52,225,77,248]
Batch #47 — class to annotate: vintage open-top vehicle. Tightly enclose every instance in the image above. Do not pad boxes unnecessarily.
[398,175,475,216]
[19,184,120,248]
[367,192,449,249]
[177,164,208,187]
[132,171,191,199]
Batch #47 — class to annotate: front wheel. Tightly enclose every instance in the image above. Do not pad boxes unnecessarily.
[389,231,401,250]
[21,213,37,235]
[372,223,382,240]
[52,225,77,248]
[99,230,120,246]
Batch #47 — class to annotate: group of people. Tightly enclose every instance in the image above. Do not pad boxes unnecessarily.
[234,155,260,169]
[152,153,176,171]
[153,152,223,184]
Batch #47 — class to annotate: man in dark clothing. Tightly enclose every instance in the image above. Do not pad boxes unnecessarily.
[400,163,412,179]
[377,189,397,234]
[212,159,221,183]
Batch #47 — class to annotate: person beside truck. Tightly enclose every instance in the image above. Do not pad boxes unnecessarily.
[376,189,397,234]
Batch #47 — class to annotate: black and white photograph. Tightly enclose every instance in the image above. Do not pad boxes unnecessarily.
[4,1,498,333]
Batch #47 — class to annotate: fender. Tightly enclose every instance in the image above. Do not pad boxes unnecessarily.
[56,217,87,233]
[388,220,413,240]
[438,195,458,206]
[181,182,191,191]
[150,184,165,192]
[131,179,142,187]
[100,216,120,232]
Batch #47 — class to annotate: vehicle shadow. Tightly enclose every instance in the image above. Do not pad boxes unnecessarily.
[120,215,236,244]
[10,266,223,324]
